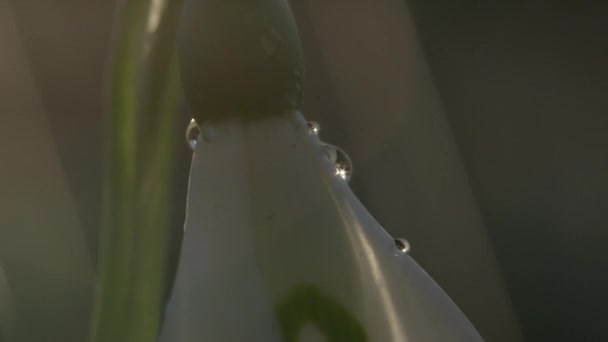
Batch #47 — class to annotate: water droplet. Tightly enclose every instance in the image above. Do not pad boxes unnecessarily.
[394,238,410,253]
[322,143,353,182]
[186,118,199,151]
[307,121,320,135]
[261,31,282,56]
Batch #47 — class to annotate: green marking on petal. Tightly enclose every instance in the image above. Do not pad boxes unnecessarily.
[276,285,367,342]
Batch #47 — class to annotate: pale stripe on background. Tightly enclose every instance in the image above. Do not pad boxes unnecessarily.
[0,3,94,341]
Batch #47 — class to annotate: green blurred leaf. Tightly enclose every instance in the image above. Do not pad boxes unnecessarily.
[90,1,183,341]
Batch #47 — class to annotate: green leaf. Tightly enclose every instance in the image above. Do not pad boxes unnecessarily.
[90,1,183,341]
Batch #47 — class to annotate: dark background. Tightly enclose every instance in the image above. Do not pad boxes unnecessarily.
[409,1,608,340]
[1,0,607,341]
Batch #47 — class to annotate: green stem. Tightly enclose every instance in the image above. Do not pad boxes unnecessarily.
[90,1,183,341]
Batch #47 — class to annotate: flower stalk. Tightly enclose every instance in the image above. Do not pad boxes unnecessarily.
[90,1,183,341]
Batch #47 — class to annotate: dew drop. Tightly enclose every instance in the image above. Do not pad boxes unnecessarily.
[394,238,411,253]
[307,121,320,135]
[322,143,353,182]
[186,118,199,151]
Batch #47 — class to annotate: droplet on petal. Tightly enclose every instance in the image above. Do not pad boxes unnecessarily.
[307,121,320,135]
[322,143,353,182]
[186,118,199,151]
[394,238,411,253]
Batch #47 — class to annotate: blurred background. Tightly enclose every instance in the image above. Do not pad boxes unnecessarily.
[1,0,607,341]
